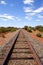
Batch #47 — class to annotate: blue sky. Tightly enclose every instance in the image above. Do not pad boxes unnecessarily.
[0,0,43,27]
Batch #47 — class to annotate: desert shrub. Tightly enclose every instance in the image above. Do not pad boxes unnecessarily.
[35,25,43,32]
[0,27,7,33]
[0,27,18,33]
[0,28,2,33]
[27,28,32,32]
[24,26,28,30]
[32,28,36,31]
[36,33,42,37]
[7,27,18,32]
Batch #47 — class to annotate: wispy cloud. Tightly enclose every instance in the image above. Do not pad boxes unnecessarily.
[23,0,34,5]
[37,14,43,18]
[23,6,43,20]
[0,0,7,5]
[0,14,14,21]
[15,17,21,21]
[0,13,21,22]
[24,7,43,13]
[33,7,43,13]
[23,0,43,21]
[25,15,32,20]
[24,7,32,12]
[0,1,14,7]
[30,7,43,16]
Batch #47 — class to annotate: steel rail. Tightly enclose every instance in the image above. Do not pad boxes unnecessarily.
[0,29,43,65]
[1,29,20,65]
[22,29,43,65]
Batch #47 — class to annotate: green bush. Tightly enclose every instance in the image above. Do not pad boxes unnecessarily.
[24,26,28,30]
[27,28,32,32]
[0,27,18,33]
[32,28,36,31]
[35,25,43,32]
[36,33,42,37]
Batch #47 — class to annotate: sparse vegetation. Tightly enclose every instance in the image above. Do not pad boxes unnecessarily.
[0,27,18,33]
[24,26,32,32]
[35,25,43,32]
[24,25,43,38]
[24,26,28,30]
[36,33,42,37]
[27,28,32,32]
[24,25,43,32]
[0,27,18,38]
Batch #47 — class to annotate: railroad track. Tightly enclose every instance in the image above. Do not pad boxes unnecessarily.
[0,29,43,65]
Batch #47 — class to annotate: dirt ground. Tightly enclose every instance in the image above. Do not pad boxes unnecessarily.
[0,30,43,47]
[29,30,43,43]
[0,32,15,46]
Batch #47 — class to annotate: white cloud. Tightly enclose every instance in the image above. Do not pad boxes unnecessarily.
[23,0,34,5]
[24,7,32,12]
[0,13,21,22]
[25,16,30,20]
[24,7,43,20]
[25,16,28,19]
[25,16,32,20]
[24,7,43,13]
[24,7,43,18]
[25,13,32,20]
[0,1,7,5]
[30,12,36,16]
[30,7,43,15]
[0,14,15,21]
[23,0,43,21]
[33,7,43,13]
[37,14,43,18]
[2,18,7,21]
[15,17,21,21]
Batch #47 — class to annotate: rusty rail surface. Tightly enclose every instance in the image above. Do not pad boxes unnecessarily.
[22,29,43,65]
[0,29,20,65]
[0,29,43,65]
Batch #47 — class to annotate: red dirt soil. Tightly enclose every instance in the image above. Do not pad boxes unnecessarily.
[29,31,43,43]
[0,30,43,47]
[0,32,15,46]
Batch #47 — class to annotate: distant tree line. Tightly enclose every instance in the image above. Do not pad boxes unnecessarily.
[23,25,43,38]
[0,27,18,33]
[24,25,43,32]
[35,25,43,32]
